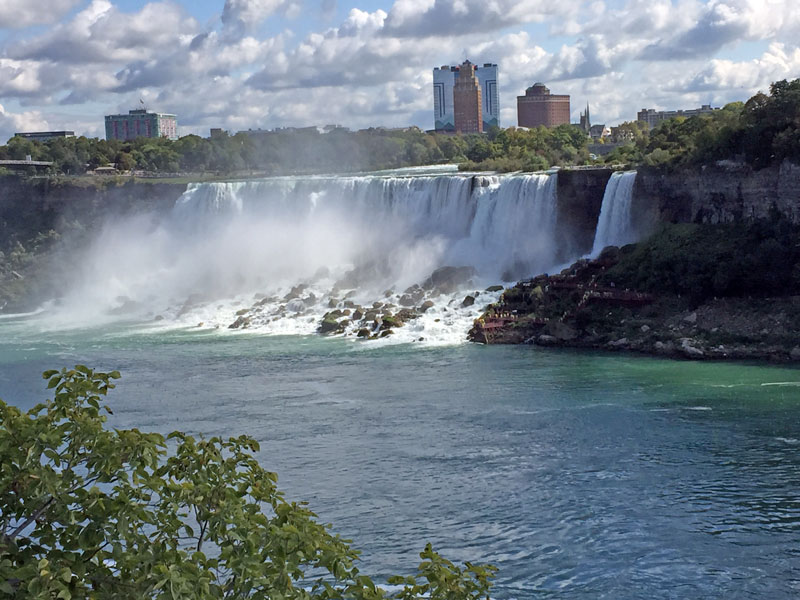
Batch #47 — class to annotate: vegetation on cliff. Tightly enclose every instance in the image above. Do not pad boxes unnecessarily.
[1,366,495,598]
[603,79,800,170]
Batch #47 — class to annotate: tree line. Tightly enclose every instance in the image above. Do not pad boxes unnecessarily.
[1,78,797,177]
[602,78,800,169]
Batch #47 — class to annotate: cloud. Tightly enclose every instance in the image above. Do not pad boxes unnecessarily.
[221,0,300,36]
[382,0,582,38]
[0,0,80,29]
[12,1,198,65]
[681,42,800,93]
[639,0,794,60]
[0,104,50,142]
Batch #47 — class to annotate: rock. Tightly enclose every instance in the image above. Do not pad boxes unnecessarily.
[318,317,343,334]
[654,340,676,355]
[326,309,343,319]
[422,266,477,294]
[343,300,356,309]
[485,285,504,292]
[303,293,317,306]
[372,301,383,309]
[153,315,164,321]
[328,298,339,308]
[342,309,351,316]
[640,324,651,333]
[536,334,558,346]
[285,298,306,313]
[790,346,800,360]
[196,322,204,327]
[235,308,249,316]
[683,311,698,324]
[284,284,307,301]
[607,337,629,348]
[544,320,578,341]
[383,289,393,298]
[381,315,403,329]
[364,310,378,321]
[353,309,364,320]
[357,328,371,338]
[679,338,705,358]
[461,295,475,308]
[380,329,394,337]
[228,315,250,329]
[396,308,418,322]
[419,300,435,313]
[399,294,416,307]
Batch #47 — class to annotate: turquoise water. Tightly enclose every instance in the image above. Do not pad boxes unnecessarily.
[2,319,800,598]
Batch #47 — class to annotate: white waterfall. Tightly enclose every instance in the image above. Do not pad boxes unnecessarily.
[44,169,565,340]
[591,170,638,256]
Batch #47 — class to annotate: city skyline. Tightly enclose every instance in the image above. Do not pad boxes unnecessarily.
[0,0,798,140]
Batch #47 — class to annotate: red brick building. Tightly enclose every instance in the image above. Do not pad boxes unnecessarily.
[517,83,570,128]
[453,60,483,134]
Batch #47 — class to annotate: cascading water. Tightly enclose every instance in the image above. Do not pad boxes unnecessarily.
[591,170,638,256]
[42,169,565,343]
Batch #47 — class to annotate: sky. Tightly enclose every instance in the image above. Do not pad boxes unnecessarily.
[0,0,798,140]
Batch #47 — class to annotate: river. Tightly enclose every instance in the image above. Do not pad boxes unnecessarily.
[1,319,799,598]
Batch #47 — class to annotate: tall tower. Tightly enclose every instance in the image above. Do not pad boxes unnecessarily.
[453,60,483,134]
[579,103,591,133]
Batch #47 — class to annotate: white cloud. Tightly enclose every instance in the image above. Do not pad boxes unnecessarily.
[0,104,50,142]
[221,0,301,35]
[0,0,80,29]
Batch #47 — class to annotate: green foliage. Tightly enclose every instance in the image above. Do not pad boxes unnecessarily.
[636,79,800,169]
[0,367,496,599]
[602,218,800,304]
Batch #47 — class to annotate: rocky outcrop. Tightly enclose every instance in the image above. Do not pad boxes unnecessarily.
[634,160,800,225]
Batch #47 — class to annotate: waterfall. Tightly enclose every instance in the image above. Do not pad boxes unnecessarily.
[47,170,564,338]
[166,172,559,285]
[591,171,638,256]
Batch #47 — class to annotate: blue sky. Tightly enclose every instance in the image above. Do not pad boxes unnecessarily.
[0,0,798,140]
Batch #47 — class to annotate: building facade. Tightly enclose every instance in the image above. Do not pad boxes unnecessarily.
[452,60,483,134]
[105,109,178,141]
[637,104,718,129]
[517,83,570,128]
[14,131,75,142]
[433,62,498,132]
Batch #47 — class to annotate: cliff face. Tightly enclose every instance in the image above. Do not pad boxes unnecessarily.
[634,160,800,225]
[0,177,186,249]
[0,177,186,311]
[555,168,610,259]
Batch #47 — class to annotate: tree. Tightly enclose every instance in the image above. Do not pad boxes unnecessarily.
[0,367,496,599]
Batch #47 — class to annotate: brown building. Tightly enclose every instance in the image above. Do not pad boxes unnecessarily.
[517,83,570,128]
[453,60,483,134]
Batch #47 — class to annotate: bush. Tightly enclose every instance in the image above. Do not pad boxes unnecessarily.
[0,366,496,599]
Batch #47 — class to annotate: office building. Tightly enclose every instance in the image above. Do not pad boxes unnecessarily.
[433,62,499,132]
[637,105,718,129]
[517,83,570,128]
[452,60,483,133]
[14,131,75,142]
[105,109,178,141]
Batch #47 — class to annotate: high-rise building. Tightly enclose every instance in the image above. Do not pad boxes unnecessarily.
[517,83,570,128]
[453,60,483,134]
[433,62,498,132]
[105,109,178,141]
[637,105,718,129]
